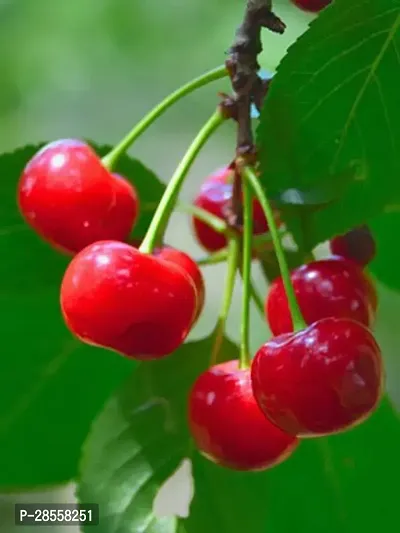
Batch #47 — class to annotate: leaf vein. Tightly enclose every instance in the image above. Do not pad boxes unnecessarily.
[295,29,389,99]
[114,449,183,533]
[299,65,370,126]
[306,6,399,54]
[372,72,397,155]
[331,13,400,168]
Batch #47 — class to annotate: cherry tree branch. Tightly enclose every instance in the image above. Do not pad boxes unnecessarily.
[223,0,285,227]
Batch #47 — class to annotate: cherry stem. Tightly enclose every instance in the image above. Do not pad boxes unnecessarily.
[176,202,231,236]
[196,228,286,266]
[239,179,253,369]
[140,111,225,254]
[101,65,228,170]
[196,249,230,266]
[244,166,307,331]
[210,236,240,366]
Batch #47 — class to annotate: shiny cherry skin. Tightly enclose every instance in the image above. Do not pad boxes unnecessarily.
[265,256,376,335]
[251,317,384,437]
[128,241,205,320]
[291,0,331,13]
[192,167,270,252]
[18,140,138,254]
[330,225,376,268]
[60,240,197,359]
[153,246,205,322]
[188,360,299,471]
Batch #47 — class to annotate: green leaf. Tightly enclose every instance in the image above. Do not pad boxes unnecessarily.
[0,143,164,488]
[257,0,400,250]
[184,451,271,533]
[263,397,400,533]
[185,397,400,533]
[369,211,400,291]
[78,336,239,533]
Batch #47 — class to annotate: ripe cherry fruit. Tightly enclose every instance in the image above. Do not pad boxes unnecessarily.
[265,256,376,335]
[291,0,332,13]
[251,317,384,437]
[330,225,376,267]
[18,140,139,254]
[192,166,271,252]
[60,240,197,359]
[153,246,205,322]
[188,360,299,471]
[127,241,205,321]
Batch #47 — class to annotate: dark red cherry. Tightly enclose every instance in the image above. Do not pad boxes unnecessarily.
[330,225,376,267]
[291,0,332,13]
[18,140,138,254]
[153,246,205,322]
[188,360,299,471]
[265,256,376,335]
[60,240,197,359]
[192,166,271,252]
[251,317,384,437]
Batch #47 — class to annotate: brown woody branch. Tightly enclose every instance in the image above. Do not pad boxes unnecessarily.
[223,0,285,228]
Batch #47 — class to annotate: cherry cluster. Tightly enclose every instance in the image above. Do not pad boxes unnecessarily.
[188,167,382,471]
[18,139,383,474]
[18,139,205,358]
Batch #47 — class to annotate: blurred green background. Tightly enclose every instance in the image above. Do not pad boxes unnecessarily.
[1,0,399,530]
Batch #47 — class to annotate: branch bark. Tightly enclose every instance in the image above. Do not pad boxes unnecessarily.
[224,0,285,227]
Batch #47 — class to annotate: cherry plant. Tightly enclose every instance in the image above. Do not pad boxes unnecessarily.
[1,0,400,532]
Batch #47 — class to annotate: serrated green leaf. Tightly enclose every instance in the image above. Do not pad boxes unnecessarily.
[78,337,239,533]
[0,143,164,488]
[257,0,400,250]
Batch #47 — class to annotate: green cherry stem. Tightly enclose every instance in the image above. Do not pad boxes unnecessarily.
[244,166,307,331]
[210,236,240,366]
[196,248,230,267]
[176,202,231,236]
[102,65,228,170]
[140,110,225,254]
[196,228,288,267]
[239,179,253,369]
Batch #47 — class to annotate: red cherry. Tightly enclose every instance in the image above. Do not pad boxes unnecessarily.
[153,246,205,322]
[291,0,332,13]
[265,256,376,335]
[192,167,270,252]
[251,317,384,437]
[60,240,197,359]
[18,140,138,254]
[330,225,376,267]
[188,360,298,471]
